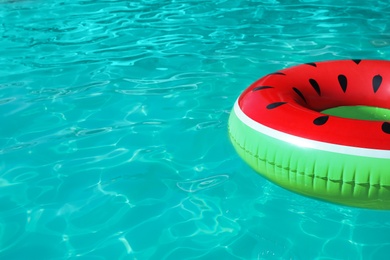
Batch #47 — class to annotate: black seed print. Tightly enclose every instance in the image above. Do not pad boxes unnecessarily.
[252,86,273,91]
[352,59,361,65]
[373,74,383,93]
[292,87,307,103]
[266,102,287,109]
[338,74,348,93]
[268,72,286,76]
[305,63,317,67]
[313,115,329,125]
[309,79,321,96]
[382,122,390,134]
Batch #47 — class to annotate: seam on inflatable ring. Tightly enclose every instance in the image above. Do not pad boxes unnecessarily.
[228,126,389,188]
[234,101,390,159]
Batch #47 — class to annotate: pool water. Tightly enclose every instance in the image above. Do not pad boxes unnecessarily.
[1,0,390,259]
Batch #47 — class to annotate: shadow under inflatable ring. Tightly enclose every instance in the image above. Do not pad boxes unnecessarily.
[228,59,390,210]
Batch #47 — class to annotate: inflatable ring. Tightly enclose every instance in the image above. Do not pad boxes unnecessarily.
[228,59,390,210]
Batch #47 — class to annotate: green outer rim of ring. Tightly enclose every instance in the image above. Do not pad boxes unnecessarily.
[228,107,390,210]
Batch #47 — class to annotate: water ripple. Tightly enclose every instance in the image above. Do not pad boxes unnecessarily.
[177,175,229,193]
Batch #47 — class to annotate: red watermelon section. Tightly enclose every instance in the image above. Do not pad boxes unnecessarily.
[238,60,390,150]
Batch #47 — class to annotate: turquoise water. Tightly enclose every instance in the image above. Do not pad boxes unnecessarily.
[1,0,390,259]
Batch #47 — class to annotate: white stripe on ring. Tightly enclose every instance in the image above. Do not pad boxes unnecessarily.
[234,100,390,159]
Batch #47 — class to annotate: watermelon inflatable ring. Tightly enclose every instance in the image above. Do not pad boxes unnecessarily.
[228,59,390,210]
